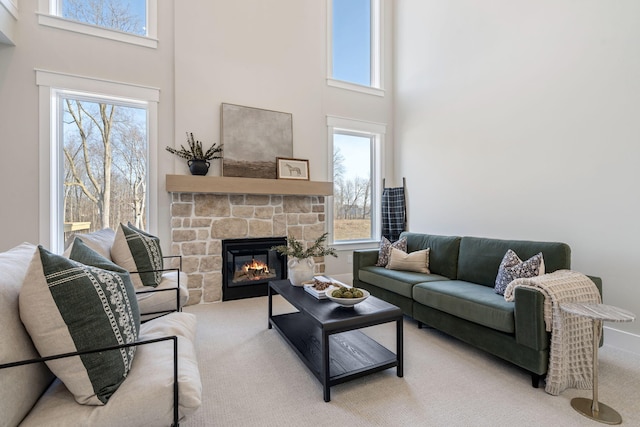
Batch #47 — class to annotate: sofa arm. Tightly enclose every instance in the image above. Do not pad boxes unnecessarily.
[0,336,181,427]
[514,287,549,350]
[353,249,379,282]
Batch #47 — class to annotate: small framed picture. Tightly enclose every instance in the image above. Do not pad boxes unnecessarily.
[277,157,310,180]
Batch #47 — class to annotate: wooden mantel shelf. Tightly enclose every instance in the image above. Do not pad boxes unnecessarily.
[166,175,333,196]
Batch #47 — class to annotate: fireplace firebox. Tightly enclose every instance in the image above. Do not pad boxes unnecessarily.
[222,237,287,301]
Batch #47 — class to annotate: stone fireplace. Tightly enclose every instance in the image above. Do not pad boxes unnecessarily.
[169,192,327,305]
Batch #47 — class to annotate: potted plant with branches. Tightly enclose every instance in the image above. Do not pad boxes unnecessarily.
[166,132,223,176]
[272,232,337,286]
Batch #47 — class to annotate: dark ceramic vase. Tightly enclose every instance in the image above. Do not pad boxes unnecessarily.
[188,159,210,176]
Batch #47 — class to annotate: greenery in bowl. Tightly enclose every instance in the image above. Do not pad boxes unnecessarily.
[272,232,338,260]
[166,132,223,161]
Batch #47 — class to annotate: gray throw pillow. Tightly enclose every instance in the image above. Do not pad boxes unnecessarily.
[20,241,140,405]
[494,249,545,296]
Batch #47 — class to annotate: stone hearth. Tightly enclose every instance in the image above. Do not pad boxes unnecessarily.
[170,193,326,305]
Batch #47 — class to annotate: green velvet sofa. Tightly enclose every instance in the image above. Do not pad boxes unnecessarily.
[353,232,603,387]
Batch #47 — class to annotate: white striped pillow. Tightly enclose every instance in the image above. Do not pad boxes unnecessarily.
[386,247,431,274]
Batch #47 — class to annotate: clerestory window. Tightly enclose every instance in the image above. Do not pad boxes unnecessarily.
[328,0,382,95]
[38,0,158,48]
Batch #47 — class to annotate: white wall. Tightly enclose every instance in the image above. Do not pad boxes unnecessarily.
[172,0,395,274]
[394,0,640,347]
[0,0,175,248]
[0,1,393,274]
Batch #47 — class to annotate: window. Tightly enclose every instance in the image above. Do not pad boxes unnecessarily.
[328,116,385,245]
[61,94,148,235]
[37,70,159,253]
[38,0,158,48]
[60,0,147,35]
[328,0,382,95]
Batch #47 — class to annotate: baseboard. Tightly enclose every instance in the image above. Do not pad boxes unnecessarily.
[603,325,640,355]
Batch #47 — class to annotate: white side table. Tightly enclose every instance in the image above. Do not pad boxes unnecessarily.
[560,302,636,425]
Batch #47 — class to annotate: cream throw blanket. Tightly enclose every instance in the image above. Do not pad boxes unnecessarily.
[504,270,601,395]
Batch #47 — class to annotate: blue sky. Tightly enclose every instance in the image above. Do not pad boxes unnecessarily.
[128,0,147,34]
[61,0,147,35]
[332,1,374,184]
[332,0,371,86]
[334,134,371,182]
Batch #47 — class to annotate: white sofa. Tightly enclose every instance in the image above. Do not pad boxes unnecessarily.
[0,241,201,426]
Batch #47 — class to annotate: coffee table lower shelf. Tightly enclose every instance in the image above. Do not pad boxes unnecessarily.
[270,312,398,400]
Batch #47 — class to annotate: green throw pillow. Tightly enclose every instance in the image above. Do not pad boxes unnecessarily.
[19,242,140,405]
[111,223,163,288]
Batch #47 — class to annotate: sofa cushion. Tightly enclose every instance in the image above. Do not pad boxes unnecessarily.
[0,243,55,427]
[138,270,189,321]
[399,232,461,279]
[19,244,140,405]
[19,312,202,427]
[457,236,571,287]
[375,236,407,267]
[360,265,449,298]
[494,250,544,295]
[413,280,515,333]
[386,248,430,274]
[111,223,164,288]
[63,227,116,260]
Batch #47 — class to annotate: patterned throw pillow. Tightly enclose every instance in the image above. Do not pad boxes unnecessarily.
[111,223,163,288]
[19,242,140,405]
[386,248,431,273]
[494,249,545,295]
[376,236,408,267]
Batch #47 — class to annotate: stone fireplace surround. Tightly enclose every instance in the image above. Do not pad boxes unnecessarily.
[170,192,327,305]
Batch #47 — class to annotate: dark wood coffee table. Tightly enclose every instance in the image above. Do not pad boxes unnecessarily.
[268,279,403,402]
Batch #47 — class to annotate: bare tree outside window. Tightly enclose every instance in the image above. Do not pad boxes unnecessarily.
[59,0,149,241]
[333,134,372,241]
[63,97,148,235]
[61,0,147,36]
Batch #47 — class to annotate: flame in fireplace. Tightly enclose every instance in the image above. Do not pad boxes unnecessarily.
[231,258,275,282]
[242,259,270,275]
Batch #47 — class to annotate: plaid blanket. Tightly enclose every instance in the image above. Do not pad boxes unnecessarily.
[381,186,406,242]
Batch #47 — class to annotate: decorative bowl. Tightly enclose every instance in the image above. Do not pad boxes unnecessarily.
[325,287,370,307]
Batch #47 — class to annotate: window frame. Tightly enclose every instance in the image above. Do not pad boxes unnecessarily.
[327,115,385,249]
[327,0,383,96]
[37,0,158,48]
[36,69,160,253]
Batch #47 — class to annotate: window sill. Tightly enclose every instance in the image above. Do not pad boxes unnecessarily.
[327,78,385,97]
[331,240,379,252]
[37,13,158,49]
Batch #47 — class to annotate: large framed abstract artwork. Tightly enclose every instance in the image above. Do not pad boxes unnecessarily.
[221,103,293,179]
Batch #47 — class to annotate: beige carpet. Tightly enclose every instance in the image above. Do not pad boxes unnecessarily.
[183,296,640,427]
